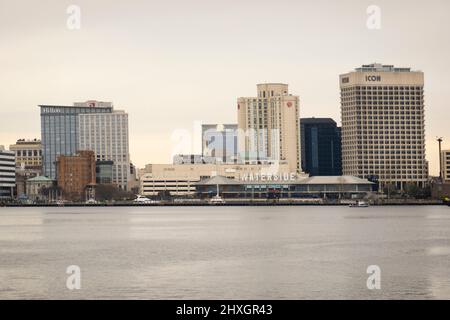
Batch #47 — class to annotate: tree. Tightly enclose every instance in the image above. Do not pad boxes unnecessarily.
[383,184,399,198]
[404,183,419,198]
[158,190,172,201]
[95,184,134,201]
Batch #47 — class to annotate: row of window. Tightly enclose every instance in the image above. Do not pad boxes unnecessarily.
[15,150,42,157]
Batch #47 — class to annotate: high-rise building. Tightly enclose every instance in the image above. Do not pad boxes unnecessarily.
[39,101,113,179]
[300,118,342,176]
[441,150,450,183]
[56,150,96,200]
[78,110,130,190]
[0,146,16,200]
[202,124,238,163]
[9,139,42,169]
[340,63,428,190]
[237,83,300,173]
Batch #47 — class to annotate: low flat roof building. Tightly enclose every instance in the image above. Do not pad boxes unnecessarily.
[26,176,54,201]
[196,175,374,199]
[140,162,296,197]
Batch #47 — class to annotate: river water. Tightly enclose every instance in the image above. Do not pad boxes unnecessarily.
[0,206,449,299]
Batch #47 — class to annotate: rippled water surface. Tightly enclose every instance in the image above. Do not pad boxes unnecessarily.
[1,206,450,299]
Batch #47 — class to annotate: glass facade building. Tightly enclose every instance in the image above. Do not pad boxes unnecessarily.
[96,161,114,185]
[40,103,113,179]
[300,118,342,176]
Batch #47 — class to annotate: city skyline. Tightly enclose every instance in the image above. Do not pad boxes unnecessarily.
[1,0,450,175]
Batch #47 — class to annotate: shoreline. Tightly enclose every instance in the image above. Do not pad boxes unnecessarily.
[1,201,447,208]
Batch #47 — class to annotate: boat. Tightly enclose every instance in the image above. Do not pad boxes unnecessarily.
[133,195,158,204]
[209,195,226,205]
[56,200,65,207]
[349,200,370,208]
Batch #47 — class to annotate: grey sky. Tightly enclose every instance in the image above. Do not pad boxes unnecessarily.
[0,0,449,174]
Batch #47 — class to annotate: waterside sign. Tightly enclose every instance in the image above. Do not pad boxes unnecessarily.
[241,172,297,182]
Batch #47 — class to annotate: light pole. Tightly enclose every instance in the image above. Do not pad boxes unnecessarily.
[437,137,443,182]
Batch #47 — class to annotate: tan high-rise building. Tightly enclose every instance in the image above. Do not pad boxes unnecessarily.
[237,83,300,173]
[340,63,428,190]
[441,150,450,183]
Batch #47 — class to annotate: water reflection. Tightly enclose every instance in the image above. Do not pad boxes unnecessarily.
[0,206,449,299]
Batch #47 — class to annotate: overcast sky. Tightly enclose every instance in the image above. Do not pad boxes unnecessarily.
[0,0,449,174]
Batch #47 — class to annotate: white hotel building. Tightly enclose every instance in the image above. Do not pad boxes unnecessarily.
[0,146,16,199]
[237,83,301,174]
[78,110,130,190]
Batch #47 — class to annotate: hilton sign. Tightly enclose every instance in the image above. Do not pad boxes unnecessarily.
[365,75,381,82]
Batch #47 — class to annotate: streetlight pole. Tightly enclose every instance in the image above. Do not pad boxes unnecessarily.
[437,137,443,182]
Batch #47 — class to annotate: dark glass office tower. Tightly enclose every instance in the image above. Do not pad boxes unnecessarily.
[300,118,342,176]
[39,102,113,179]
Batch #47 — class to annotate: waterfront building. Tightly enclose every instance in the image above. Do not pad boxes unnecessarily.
[78,110,130,190]
[340,63,428,190]
[9,139,43,197]
[14,167,41,198]
[237,83,301,173]
[0,146,16,200]
[128,162,140,194]
[300,118,342,176]
[173,154,216,165]
[96,161,114,185]
[39,101,113,179]
[9,139,42,169]
[441,150,450,183]
[56,150,96,201]
[26,176,54,202]
[140,162,293,197]
[195,175,374,199]
[202,124,238,164]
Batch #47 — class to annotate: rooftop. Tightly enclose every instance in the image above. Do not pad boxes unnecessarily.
[39,100,113,109]
[355,63,412,73]
[298,176,375,185]
[196,176,238,186]
[27,176,53,182]
[14,139,41,144]
[300,118,337,125]
[196,175,374,186]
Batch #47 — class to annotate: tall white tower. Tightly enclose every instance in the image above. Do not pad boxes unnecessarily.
[237,83,300,173]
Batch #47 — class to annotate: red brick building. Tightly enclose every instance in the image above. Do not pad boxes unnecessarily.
[56,151,96,201]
